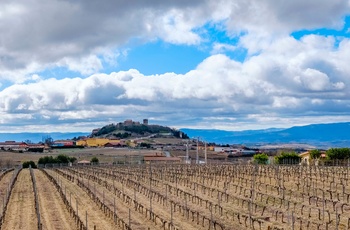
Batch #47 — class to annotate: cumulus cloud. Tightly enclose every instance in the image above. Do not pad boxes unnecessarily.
[1,0,349,82]
[1,0,350,131]
[1,33,350,131]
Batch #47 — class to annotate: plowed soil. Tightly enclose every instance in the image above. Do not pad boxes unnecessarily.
[45,169,118,230]
[2,169,37,230]
[35,169,77,230]
[0,170,14,200]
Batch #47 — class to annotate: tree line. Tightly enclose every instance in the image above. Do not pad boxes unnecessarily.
[253,147,350,165]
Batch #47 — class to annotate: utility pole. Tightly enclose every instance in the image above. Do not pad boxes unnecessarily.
[196,137,199,164]
[205,142,207,164]
[186,139,189,163]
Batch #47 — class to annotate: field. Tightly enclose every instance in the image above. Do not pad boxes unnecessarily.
[0,147,228,168]
[0,163,350,230]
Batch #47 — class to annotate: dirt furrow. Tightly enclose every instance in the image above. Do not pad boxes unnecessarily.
[0,170,14,200]
[35,169,77,230]
[2,169,37,230]
[45,169,117,230]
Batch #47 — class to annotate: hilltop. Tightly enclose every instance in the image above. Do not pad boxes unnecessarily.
[89,119,189,140]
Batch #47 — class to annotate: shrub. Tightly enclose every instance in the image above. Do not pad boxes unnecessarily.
[38,154,77,165]
[253,153,269,164]
[22,161,37,168]
[90,157,99,164]
[309,149,321,159]
[274,152,301,164]
[326,148,350,160]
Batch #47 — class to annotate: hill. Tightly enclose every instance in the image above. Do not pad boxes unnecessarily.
[90,122,189,139]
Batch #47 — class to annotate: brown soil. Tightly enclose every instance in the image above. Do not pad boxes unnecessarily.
[44,169,118,230]
[34,169,77,230]
[2,169,37,230]
[0,170,14,200]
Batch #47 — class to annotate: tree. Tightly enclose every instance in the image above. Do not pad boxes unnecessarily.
[69,157,77,163]
[42,135,53,145]
[139,142,151,148]
[309,149,321,159]
[56,154,70,163]
[253,153,269,164]
[90,157,99,164]
[326,148,350,160]
[38,156,56,164]
[38,155,77,165]
[274,152,301,164]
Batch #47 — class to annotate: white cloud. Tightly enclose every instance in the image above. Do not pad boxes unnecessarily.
[211,43,237,54]
[1,33,350,131]
[1,0,350,131]
[1,0,349,82]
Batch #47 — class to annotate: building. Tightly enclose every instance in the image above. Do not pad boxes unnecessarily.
[104,140,126,148]
[143,119,149,125]
[0,141,45,152]
[27,144,45,152]
[0,141,27,152]
[76,138,110,147]
[124,119,133,126]
[299,151,326,165]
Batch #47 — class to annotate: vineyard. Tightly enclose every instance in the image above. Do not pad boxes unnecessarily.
[0,164,350,230]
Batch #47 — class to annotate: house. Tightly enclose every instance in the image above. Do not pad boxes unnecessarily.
[0,141,27,152]
[27,143,45,153]
[104,140,126,148]
[76,138,110,147]
[299,151,327,165]
[77,160,91,165]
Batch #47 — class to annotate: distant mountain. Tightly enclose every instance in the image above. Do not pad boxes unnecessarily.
[0,132,89,143]
[2,122,349,148]
[181,122,350,148]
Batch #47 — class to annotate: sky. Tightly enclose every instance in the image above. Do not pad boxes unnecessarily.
[1,0,350,133]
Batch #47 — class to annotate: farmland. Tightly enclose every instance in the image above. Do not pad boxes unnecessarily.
[0,164,350,230]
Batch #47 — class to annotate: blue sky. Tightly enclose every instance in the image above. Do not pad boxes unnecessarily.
[1,0,350,133]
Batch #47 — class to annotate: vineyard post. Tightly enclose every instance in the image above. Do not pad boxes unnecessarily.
[335,207,339,230]
[113,197,116,223]
[134,187,136,202]
[149,162,152,212]
[129,208,131,228]
[249,164,258,228]
[70,192,71,206]
[165,183,168,207]
[103,190,104,206]
[86,211,88,230]
[171,202,173,226]
[76,200,78,218]
[292,211,294,230]
[210,204,213,230]
[217,191,220,208]
[322,190,325,221]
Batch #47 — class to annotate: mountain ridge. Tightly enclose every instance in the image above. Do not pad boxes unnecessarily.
[1,122,349,148]
[181,122,350,148]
